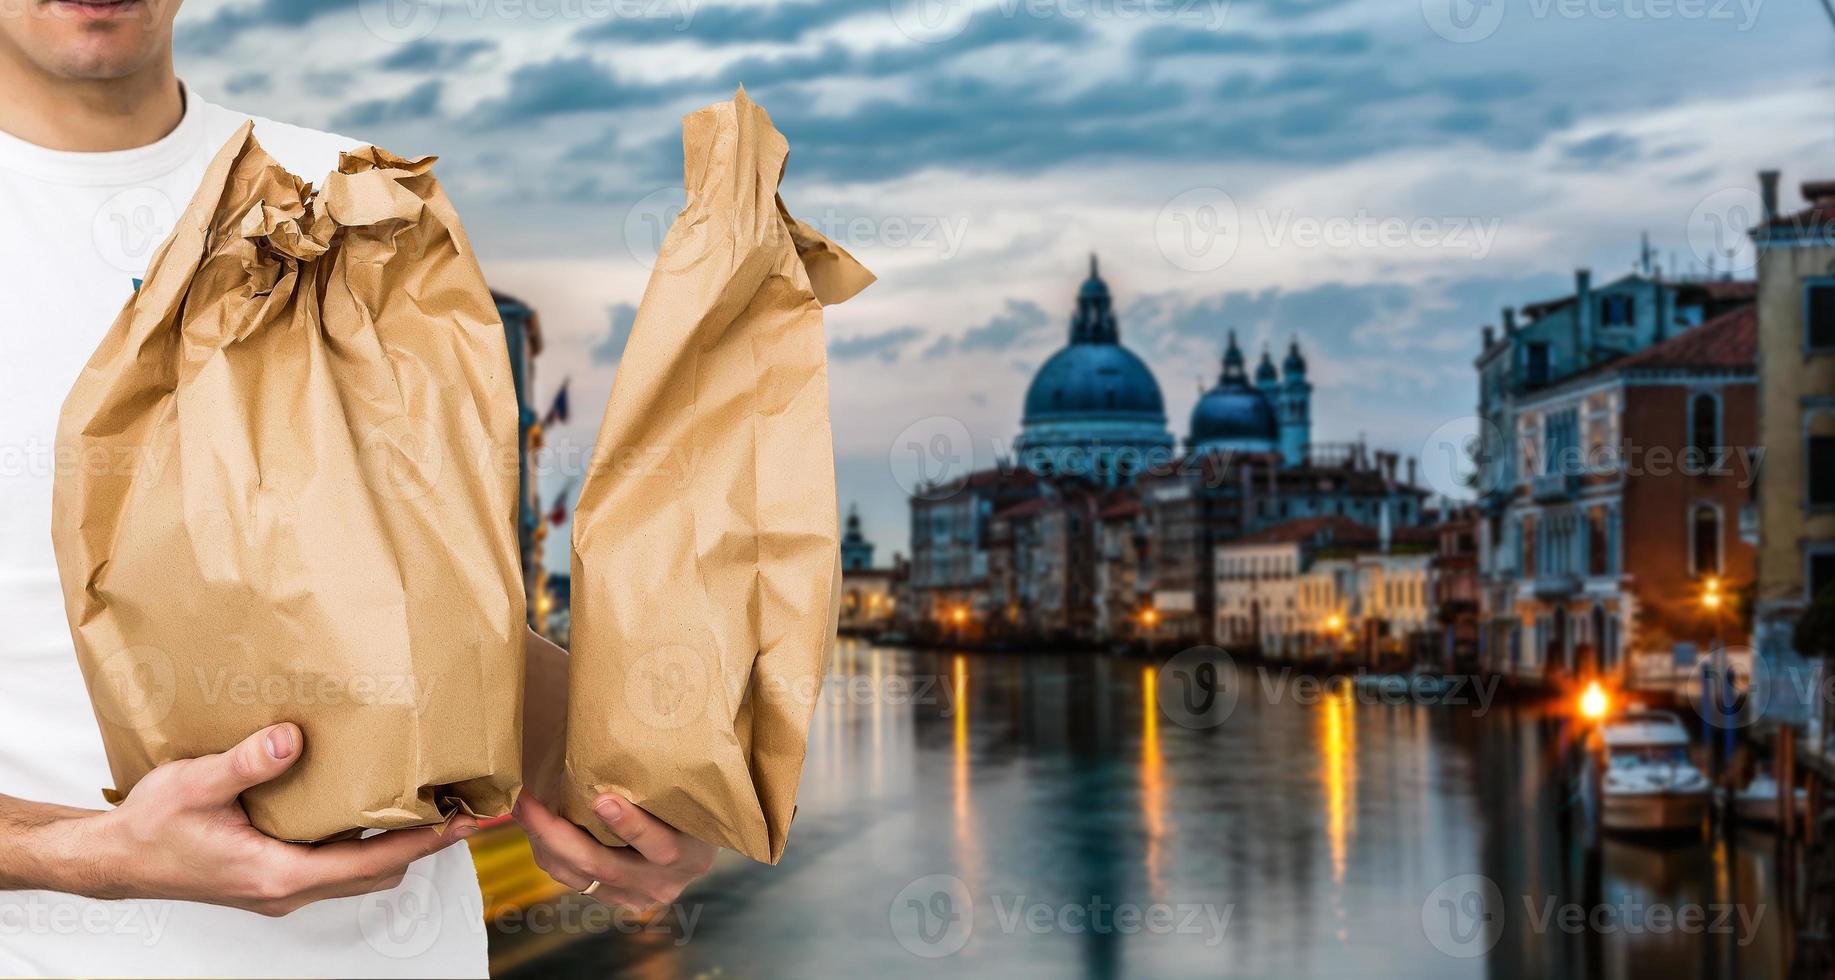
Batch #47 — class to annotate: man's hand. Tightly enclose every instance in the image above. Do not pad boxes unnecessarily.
[513,794,715,909]
[49,723,475,917]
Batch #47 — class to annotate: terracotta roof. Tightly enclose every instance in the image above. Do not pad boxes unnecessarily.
[994,497,1050,519]
[1612,303,1755,373]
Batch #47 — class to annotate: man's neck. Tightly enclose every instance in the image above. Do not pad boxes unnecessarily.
[0,59,182,153]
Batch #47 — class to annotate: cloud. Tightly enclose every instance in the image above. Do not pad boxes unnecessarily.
[224,72,269,96]
[379,38,498,72]
[831,325,925,363]
[1133,27,1372,58]
[590,303,639,365]
[180,0,359,50]
[470,57,679,128]
[576,0,866,46]
[1561,132,1641,167]
[333,80,443,130]
[924,299,1050,359]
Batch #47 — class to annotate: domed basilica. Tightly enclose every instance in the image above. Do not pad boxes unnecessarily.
[1015,257,1312,481]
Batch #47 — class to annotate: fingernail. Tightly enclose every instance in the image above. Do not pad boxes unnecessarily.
[595,798,623,822]
[265,725,295,760]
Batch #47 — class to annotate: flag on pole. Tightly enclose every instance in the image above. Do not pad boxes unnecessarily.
[547,483,572,527]
[541,378,571,428]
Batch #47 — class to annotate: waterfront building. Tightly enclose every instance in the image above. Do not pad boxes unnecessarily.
[1214,516,1373,657]
[1751,173,1835,733]
[1229,516,1435,663]
[840,507,903,633]
[1489,303,1758,683]
[984,487,1101,642]
[1431,505,1482,669]
[1472,265,1757,678]
[906,468,1044,636]
[1014,256,1175,484]
[1143,445,1429,645]
[494,291,548,635]
[1093,491,1154,644]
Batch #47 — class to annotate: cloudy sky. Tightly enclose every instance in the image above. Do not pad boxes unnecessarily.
[171,0,1834,569]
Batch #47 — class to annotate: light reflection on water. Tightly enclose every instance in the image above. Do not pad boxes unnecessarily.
[508,641,1794,979]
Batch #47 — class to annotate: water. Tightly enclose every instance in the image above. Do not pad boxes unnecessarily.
[502,641,1796,979]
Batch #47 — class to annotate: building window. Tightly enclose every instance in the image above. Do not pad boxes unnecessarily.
[1690,505,1721,578]
[1810,432,1835,509]
[1689,392,1720,460]
[1808,281,1835,352]
[1525,343,1551,386]
[1600,294,1635,327]
[1811,549,1835,603]
[1587,508,1609,577]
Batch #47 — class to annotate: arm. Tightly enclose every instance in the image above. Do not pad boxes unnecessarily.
[0,724,475,916]
[516,627,717,908]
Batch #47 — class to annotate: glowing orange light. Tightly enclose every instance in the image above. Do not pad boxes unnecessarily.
[1579,680,1610,722]
[1139,608,1160,628]
[1325,614,1345,633]
[950,606,969,626]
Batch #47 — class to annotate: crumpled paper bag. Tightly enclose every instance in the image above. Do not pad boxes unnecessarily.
[52,123,524,842]
[563,88,873,864]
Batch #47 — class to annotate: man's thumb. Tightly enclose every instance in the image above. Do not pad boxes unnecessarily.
[194,723,302,800]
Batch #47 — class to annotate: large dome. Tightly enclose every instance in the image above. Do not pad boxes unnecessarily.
[1014,256,1174,482]
[1189,330,1280,454]
[1022,343,1166,424]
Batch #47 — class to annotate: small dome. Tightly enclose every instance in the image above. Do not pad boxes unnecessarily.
[1189,330,1279,451]
[1189,386,1279,447]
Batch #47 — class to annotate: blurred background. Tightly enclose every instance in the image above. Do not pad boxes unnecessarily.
[170,0,1835,976]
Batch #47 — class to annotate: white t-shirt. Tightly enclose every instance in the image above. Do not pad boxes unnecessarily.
[0,86,487,979]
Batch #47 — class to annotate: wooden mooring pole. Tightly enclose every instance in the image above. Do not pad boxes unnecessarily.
[1780,725,1798,840]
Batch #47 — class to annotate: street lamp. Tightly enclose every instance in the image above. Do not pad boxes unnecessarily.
[1579,680,1610,722]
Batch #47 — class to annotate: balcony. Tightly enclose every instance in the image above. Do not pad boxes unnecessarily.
[1531,472,1577,502]
[1531,574,1580,599]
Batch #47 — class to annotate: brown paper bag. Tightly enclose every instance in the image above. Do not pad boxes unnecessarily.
[51,124,524,842]
[562,88,873,864]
